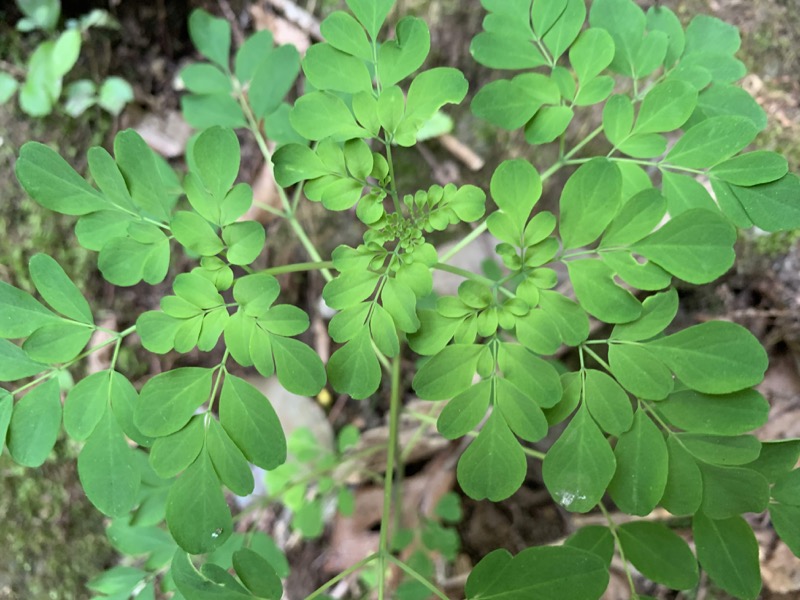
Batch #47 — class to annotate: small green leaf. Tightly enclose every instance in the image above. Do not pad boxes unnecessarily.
[232,548,283,599]
[608,343,674,400]
[172,211,225,256]
[457,411,526,502]
[647,321,768,394]
[290,91,368,141]
[206,417,254,497]
[22,322,92,364]
[470,32,546,70]
[698,463,769,519]
[188,9,231,69]
[677,433,761,466]
[345,0,394,39]
[524,106,573,145]
[149,416,206,478]
[7,378,61,467]
[78,409,140,517]
[271,335,326,396]
[64,370,114,440]
[589,0,645,76]
[611,288,678,342]
[303,43,372,94]
[437,380,490,440]
[607,409,667,516]
[538,290,589,346]
[166,449,232,554]
[634,80,697,134]
[219,374,285,470]
[560,158,623,250]
[569,28,615,84]
[234,30,274,82]
[693,513,761,600]
[378,17,430,86]
[465,545,608,600]
[320,11,372,61]
[182,93,247,129]
[633,209,736,284]
[543,406,616,513]
[657,388,769,435]
[617,521,699,590]
[413,344,483,401]
[583,370,633,436]
[490,159,542,225]
[29,254,93,324]
[249,44,301,120]
[405,67,468,122]
[135,368,214,437]
[770,503,800,558]
[660,436,702,516]
[710,151,788,186]
[0,280,59,338]
[666,116,758,168]
[567,259,641,324]
[223,221,265,265]
[603,94,634,147]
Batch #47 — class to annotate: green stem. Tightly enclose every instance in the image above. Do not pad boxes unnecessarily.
[305,553,379,600]
[438,223,488,263]
[384,139,403,214]
[377,356,403,599]
[260,261,335,277]
[388,555,449,600]
[599,502,639,598]
[432,263,515,298]
[581,344,612,373]
[566,156,706,176]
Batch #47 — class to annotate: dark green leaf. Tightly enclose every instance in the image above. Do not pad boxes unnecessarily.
[583,369,633,436]
[188,9,231,69]
[413,344,482,401]
[617,521,698,590]
[0,280,59,338]
[29,254,93,324]
[567,259,641,324]
[657,388,769,435]
[698,463,769,519]
[149,416,206,478]
[232,548,282,599]
[608,343,674,400]
[660,436,702,516]
[135,368,214,438]
[249,45,301,120]
[677,433,761,466]
[564,526,615,567]
[611,288,678,342]
[22,322,92,364]
[7,378,61,467]
[666,116,758,168]
[206,417,254,497]
[271,335,326,396]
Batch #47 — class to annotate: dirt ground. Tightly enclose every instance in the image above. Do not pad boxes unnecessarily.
[0,0,799,599]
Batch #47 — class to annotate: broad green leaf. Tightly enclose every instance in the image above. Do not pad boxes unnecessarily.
[495,377,548,442]
[16,142,107,215]
[617,132,666,158]
[232,548,282,599]
[770,503,800,558]
[172,211,224,256]
[469,32,546,70]
[661,170,716,215]
[0,339,47,381]
[437,380,490,440]
[135,368,214,437]
[719,174,800,233]
[677,433,761,466]
[320,11,372,61]
[465,545,608,600]
[524,106,573,145]
[381,278,420,333]
[583,369,633,436]
[234,30,274,82]
[687,84,767,130]
[698,463,769,519]
[181,93,247,129]
[206,418,254,497]
[633,209,736,284]
[749,440,800,483]
[617,521,699,590]
[22,322,92,364]
[457,411,526,502]
[559,158,622,250]
[327,330,382,399]
[542,406,616,513]
[272,144,329,187]
[601,250,672,292]
[538,291,589,346]
[7,378,61,467]
[647,321,768,394]
[660,436,702,516]
[490,159,542,226]
[567,259,641,324]
[271,336,326,396]
[608,343,674,400]
[657,389,769,435]
[29,254,93,324]
[223,221,265,265]
[413,344,483,401]
[498,343,562,409]
[249,44,301,120]
[345,0,394,39]
[646,6,684,65]
[710,151,788,186]
[87,146,136,212]
[472,74,556,130]
[573,76,614,106]
[188,9,231,69]
[634,80,697,134]
[378,17,430,86]
[515,310,561,356]
[564,526,615,567]
[666,116,758,168]
[87,566,147,596]
[290,91,368,141]
[603,94,634,147]
[693,513,761,600]
[303,43,372,94]
[64,370,116,440]
[569,28,615,83]
[589,0,645,76]
[166,449,232,554]
[0,280,59,338]
[772,470,800,506]
[376,86,404,135]
[78,409,140,517]
[608,410,668,515]
[0,391,12,452]
[194,127,239,199]
[171,551,251,599]
[219,374,285,470]
[258,305,308,337]
[611,288,678,342]
[540,0,585,60]
[149,416,206,478]
[180,64,231,95]
[98,229,170,287]
[75,210,134,252]
[405,67,469,122]
[113,130,171,221]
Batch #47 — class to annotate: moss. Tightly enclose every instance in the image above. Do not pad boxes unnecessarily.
[0,439,115,600]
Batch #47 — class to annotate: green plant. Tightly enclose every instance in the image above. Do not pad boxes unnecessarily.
[0,0,133,117]
[4,0,800,598]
